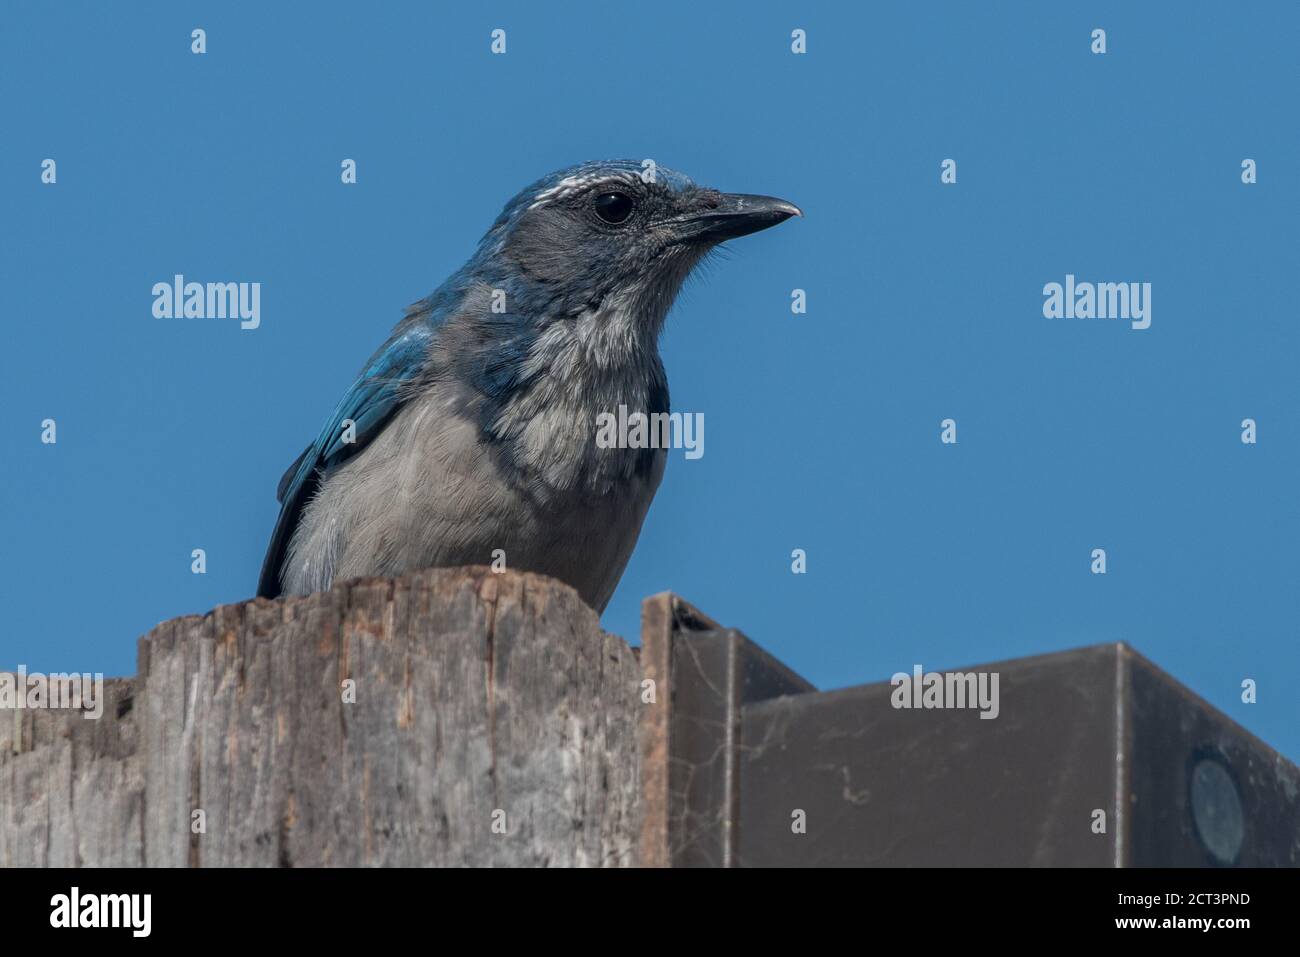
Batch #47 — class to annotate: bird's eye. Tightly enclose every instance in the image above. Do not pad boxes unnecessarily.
[592,191,635,225]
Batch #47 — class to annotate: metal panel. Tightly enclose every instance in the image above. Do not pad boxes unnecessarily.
[639,593,1300,867]
[637,593,814,867]
[1125,650,1300,867]
[737,645,1121,866]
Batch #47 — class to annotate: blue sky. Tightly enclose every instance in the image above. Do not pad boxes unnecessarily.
[3,2,1297,760]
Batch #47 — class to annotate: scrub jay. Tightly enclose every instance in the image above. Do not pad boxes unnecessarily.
[258,160,799,611]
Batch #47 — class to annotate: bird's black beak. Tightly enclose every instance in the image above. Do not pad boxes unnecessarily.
[669,193,802,245]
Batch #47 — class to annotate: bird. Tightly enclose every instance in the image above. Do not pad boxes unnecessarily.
[257,159,800,611]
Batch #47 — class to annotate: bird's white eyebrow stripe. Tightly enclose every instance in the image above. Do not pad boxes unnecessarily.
[528,172,642,210]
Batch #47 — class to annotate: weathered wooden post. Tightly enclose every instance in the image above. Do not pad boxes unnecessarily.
[1,568,642,867]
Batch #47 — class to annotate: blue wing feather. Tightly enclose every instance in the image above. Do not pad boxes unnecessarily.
[257,315,440,598]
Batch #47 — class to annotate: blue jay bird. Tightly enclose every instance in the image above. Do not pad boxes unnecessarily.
[257,160,799,611]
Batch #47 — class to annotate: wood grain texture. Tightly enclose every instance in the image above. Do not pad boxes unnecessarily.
[0,568,641,867]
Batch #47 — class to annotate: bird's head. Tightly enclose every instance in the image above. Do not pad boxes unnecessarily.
[469,160,801,336]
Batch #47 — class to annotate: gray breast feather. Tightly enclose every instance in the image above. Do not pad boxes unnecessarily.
[281,385,666,612]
